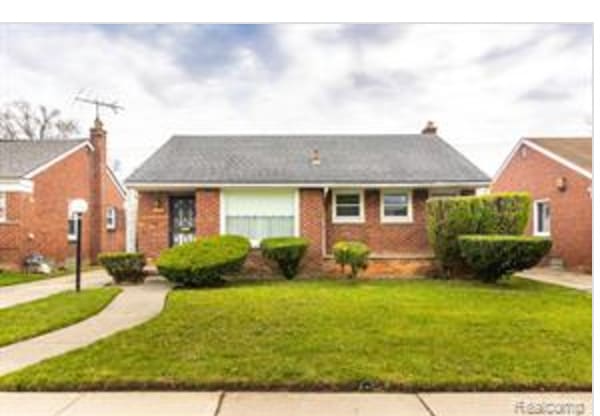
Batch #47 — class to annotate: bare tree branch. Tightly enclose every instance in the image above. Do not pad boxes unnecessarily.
[0,101,79,140]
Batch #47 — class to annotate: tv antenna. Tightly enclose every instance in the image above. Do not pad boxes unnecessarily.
[74,91,124,119]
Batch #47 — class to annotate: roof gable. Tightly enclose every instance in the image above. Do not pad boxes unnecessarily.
[0,139,90,179]
[494,137,592,181]
[126,134,489,186]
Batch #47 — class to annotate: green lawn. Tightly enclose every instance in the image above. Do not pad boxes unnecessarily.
[0,272,55,287]
[0,288,121,347]
[0,278,590,391]
[0,267,100,287]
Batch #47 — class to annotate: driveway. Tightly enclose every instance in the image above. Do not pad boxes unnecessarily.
[519,267,592,292]
[0,269,112,309]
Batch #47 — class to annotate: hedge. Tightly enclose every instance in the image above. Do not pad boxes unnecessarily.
[98,252,146,284]
[333,241,370,278]
[458,235,552,282]
[426,192,532,276]
[156,235,251,287]
[261,237,309,279]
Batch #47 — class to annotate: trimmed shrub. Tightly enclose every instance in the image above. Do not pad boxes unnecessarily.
[98,252,146,284]
[426,192,532,277]
[458,235,552,282]
[261,237,309,279]
[333,241,370,278]
[156,235,251,287]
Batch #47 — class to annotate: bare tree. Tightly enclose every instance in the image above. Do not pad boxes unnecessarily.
[0,101,79,140]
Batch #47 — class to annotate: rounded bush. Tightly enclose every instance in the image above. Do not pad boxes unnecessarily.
[156,235,250,287]
[333,241,370,278]
[98,252,146,284]
[426,192,532,277]
[458,235,552,282]
[261,237,309,279]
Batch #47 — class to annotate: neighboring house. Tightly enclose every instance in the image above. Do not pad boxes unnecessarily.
[126,122,490,276]
[0,119,126,270]
[492,137,592,273]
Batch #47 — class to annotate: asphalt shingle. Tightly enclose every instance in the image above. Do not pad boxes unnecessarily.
[126,134,489,185]
[0,139,87,179]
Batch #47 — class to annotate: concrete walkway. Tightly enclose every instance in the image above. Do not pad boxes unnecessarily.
[0,391,592,416]
[519,267,592,292]
[0,277,170,376]
[0,269,112,309]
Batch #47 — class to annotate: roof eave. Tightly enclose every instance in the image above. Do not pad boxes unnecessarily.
[125,180,491,191]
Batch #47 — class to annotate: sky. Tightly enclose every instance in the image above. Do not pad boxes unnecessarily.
[0,23,592,179]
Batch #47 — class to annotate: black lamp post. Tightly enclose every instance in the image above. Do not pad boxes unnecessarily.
[69,199,88,293]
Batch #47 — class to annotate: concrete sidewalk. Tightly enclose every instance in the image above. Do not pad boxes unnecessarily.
[0,277,170,376]
[519,267,592,292]
[0,391,592,416]
[0,269,112,309]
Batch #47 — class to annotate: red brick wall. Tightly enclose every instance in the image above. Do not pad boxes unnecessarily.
[101,171,126,253]
[325,189,431,255]
[492,143,592,272]
[299,188,325,269]
[5,146,96,268]
[137,192,170,260]
[196,189,220,236]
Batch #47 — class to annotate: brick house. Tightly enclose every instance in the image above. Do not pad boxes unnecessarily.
[0,119,126,270]
[126,123,489,276]
[492,137,592,273]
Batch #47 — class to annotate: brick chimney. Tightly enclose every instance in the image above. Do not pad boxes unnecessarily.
[89,117,107,261]
[421,120,438,135]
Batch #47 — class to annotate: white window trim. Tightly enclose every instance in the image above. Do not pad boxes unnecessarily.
[380,189,413,224]
[67,214,78,242]
[0,192,6,222]
[533,199,551,237]
[106,206,117,231]
[332,189,365,224]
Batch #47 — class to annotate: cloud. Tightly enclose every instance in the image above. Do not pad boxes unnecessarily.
[0,24,592,178]
[520,82,572,101]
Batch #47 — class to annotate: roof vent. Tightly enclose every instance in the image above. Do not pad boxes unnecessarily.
[421,120,438,135]
[311,149,321,166]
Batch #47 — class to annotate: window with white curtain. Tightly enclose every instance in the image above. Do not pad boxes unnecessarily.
[222,189,297,244]
[0,192,6,222]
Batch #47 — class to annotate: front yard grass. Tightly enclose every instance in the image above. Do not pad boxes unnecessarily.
[0,288,121,347]
[0,267,99,287]
[0,278,590,391]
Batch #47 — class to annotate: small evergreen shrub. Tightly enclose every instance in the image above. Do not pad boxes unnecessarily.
[156,235,250,287]
[98,252,146,284]
[426,192,532,277]
[333,241,370,278]
[261,237,309,279]
[458,235,552,282]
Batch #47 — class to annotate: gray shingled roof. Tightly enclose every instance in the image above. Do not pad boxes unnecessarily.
[0,139,87,179]
[126,134,489,185]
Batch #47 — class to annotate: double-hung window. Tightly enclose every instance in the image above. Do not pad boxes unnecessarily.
[534,199,551,236]
[332,190,364,223]
[106,206,117,230]
[0,192,6,222]
[67,212,78,242]
[381,189,413,223]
